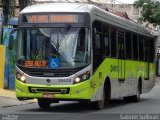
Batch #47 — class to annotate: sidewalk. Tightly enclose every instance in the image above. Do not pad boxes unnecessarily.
[0,88,16,98]
[0,88,36,108]
[156,77,160,82]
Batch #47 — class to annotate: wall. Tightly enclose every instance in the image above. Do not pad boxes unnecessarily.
[0,45,5,88]
[2,25,17,89]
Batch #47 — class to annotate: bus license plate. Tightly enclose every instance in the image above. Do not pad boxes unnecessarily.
[42,93,54,98]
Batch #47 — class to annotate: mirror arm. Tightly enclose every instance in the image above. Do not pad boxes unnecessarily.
[10,28,18,35]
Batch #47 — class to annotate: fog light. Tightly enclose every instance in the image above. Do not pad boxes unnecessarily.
[75,77,80,83]
[16,73,21,79]
[82,75,87,80]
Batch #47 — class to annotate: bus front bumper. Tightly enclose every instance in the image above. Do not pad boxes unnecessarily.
[16,79,92,101]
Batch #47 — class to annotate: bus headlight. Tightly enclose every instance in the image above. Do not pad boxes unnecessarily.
[73,71,90,84]
[16,72,26,83]
[75,77,81,83]
[20,75,26,82]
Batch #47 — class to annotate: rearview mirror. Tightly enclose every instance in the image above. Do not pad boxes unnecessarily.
[8,34,14,50]
[8,28,18,50]
[93,28,96,35]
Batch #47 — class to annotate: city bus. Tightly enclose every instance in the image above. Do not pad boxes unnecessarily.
[9,3,155,110]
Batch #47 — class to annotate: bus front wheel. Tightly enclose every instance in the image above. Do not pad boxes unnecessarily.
[38,99,51,109]
[93,87,109,110]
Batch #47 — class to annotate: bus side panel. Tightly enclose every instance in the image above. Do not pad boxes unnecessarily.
[91,58,122,101]
[142,63,155,93]
[91,58,155,101]
[124,60,138,96]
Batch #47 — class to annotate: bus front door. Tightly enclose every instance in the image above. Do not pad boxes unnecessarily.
[117,31,125,83]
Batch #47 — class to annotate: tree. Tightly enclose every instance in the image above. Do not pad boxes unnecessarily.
[1,0,32,23]
[1,0,16,23]
[134,0,160,26]
[18,0,32,11]
[1,0,10,23]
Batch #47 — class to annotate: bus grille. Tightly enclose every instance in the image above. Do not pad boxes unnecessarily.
[28,87,70,94]
[26,71,72,77]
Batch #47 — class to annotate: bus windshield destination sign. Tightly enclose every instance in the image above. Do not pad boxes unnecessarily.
[26,15,78,23]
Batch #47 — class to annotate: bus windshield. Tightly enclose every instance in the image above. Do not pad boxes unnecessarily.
[16,27,91,69]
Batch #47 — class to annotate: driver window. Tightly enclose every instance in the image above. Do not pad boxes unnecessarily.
[75,29,85,62]
[95,34,101,49]
[77,29,85,52]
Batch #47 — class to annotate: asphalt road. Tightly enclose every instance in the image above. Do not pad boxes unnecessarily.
[1,79,160,120]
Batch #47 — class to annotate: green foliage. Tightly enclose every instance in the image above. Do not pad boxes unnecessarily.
[1,0,32,22]
[134,0,160,25]
[18,0,31,11]
[1,0,16,23]
[1,0,10,23]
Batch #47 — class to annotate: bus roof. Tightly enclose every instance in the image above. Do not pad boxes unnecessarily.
[21,3,94,13]
[21,3,154,38]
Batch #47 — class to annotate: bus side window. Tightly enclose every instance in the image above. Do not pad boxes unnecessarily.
[95,34,101,49]
[103,25,109,56]
[92,21,103,71]
[144,38,149,62]
[125,32,132,59]
[139,36,144,61]
[132,34,138,60]
[150,39,155,62]
[110,27,117,57]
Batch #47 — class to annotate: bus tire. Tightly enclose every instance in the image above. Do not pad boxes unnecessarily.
[132,81,141,102]
[93,87,106,110]
[104,80,110,106]
[38,99,51,109]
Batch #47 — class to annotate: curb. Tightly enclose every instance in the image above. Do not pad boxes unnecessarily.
[2,101,36,108]
[0,95,37,108]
